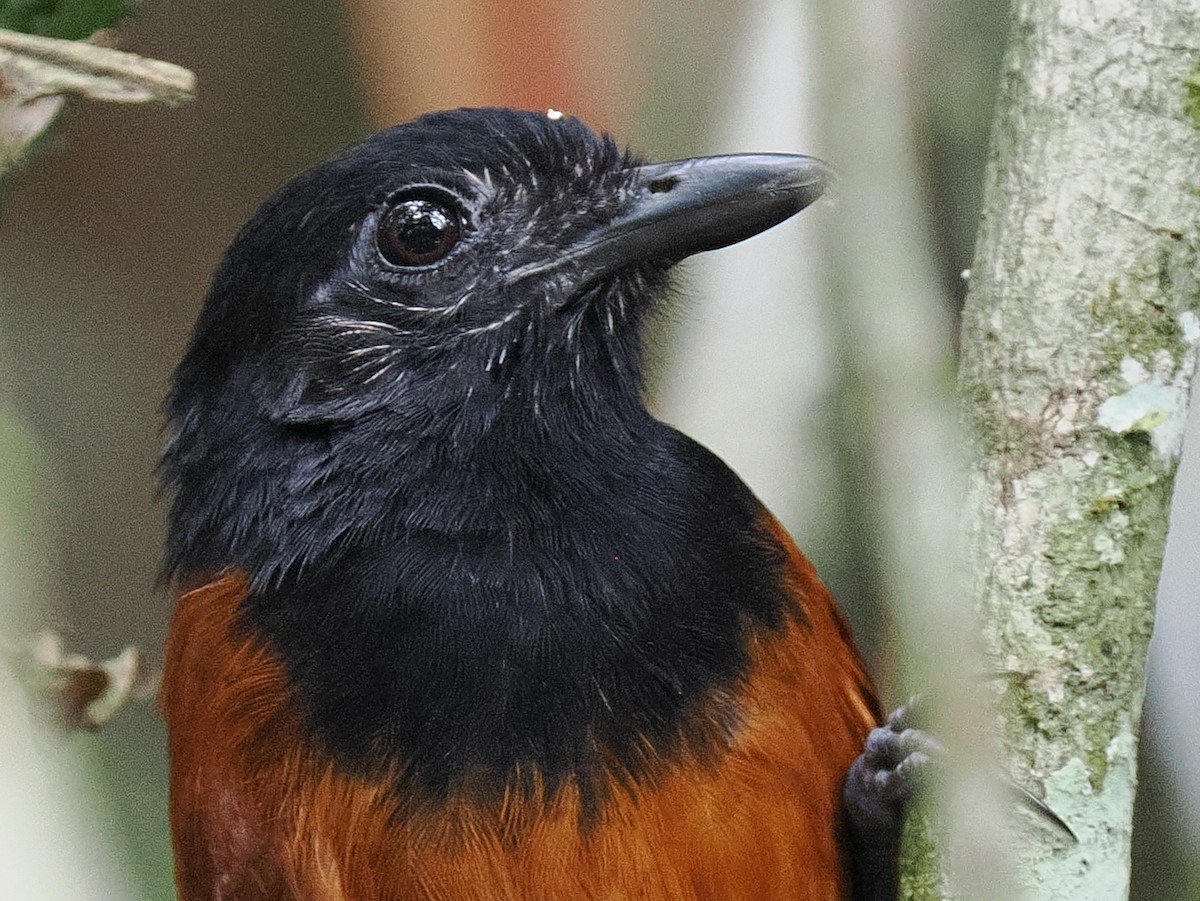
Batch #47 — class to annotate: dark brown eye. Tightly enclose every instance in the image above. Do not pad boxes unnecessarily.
[376,192,462,267]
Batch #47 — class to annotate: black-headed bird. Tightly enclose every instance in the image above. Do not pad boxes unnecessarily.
[161,107,912,901]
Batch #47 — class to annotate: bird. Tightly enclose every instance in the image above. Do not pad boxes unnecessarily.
[160,107,914,901]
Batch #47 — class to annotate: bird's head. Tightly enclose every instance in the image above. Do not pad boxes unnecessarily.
[171,107,828,430]
[163,107,829,579]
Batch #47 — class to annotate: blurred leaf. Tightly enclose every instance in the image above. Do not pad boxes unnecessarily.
[3,632,143,731]
[0,0,130,41]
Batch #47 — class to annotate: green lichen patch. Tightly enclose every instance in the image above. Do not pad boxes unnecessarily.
[1090,257,1191,373]
[962,382,1045,464]
[1031,456,1168,790]
[1186,56,1200,130]
[899,800,946,901]
[1090,242,1200,465]
[1000,675,1056,741]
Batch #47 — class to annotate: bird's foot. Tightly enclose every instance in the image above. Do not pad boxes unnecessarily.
[842,700,940,901]
[840,699,1074,900]
[843,700,940,842]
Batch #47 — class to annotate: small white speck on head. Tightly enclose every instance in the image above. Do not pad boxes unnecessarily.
[960,268,971,281]
[546,108,564,120]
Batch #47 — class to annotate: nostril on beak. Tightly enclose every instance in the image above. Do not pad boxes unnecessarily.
[647,176,679,194]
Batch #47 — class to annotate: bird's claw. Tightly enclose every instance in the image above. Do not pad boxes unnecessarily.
[843,698,940,840]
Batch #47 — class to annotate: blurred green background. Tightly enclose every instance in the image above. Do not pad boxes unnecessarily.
[0,0,1195,897]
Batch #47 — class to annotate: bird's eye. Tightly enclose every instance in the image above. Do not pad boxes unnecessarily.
[376,190,463,267]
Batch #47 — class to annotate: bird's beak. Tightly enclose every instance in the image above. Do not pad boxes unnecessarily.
[507,153,832,291]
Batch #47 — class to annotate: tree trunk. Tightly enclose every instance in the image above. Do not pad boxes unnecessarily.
[959,0,1200,897]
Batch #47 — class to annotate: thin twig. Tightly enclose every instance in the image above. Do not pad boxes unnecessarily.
[0,27,195,105]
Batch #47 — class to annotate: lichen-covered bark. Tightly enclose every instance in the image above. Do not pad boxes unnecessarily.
[959,1,1200,897]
